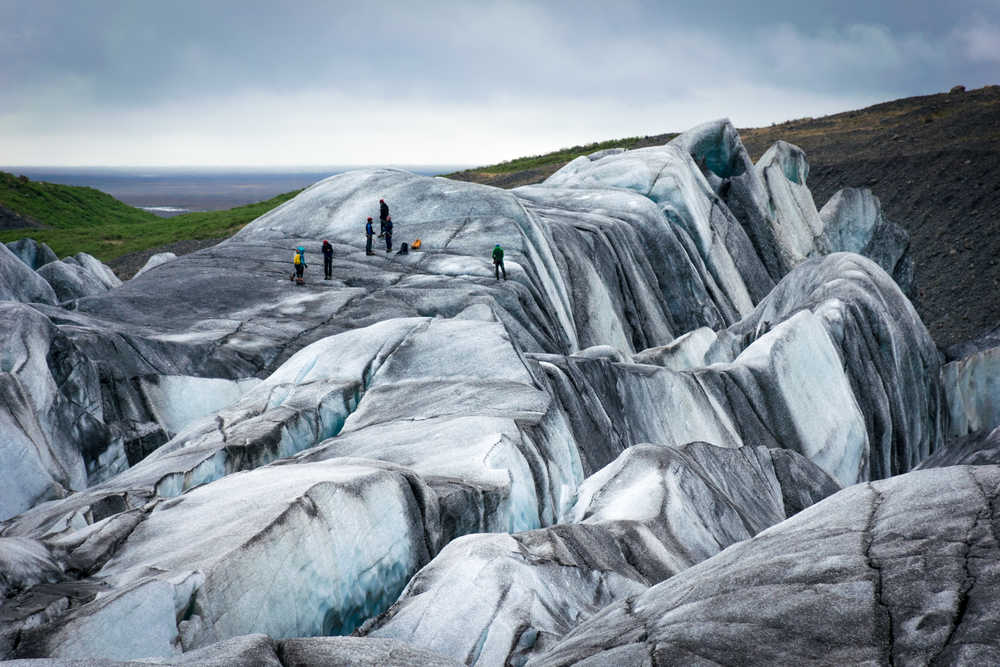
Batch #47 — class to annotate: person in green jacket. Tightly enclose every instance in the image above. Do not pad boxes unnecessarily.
[492,244,506,280]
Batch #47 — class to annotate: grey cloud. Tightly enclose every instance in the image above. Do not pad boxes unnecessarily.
[4,0,996,106]
[1,0,997,165]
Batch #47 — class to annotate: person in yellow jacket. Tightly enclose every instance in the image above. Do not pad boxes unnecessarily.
[291,246,307,284]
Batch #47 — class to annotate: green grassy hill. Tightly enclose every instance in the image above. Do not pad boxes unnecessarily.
[0,171,159,228]
[0,171,299,262]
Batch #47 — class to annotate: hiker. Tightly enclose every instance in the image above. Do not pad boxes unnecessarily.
[321,240,333,279]
[384,216,393,252]
[292,246,307,284]
[365,217,375,255]
[379,198,389,237]
[492,244,506,280]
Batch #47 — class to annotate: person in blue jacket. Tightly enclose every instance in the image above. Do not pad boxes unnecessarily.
[365,217,375,255]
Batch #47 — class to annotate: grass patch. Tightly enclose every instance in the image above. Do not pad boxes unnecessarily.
[0,171,160,228]
[0,171,300,262]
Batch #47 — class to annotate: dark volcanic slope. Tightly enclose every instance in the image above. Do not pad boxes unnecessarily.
[106,238,224,280]
[452,86,1000,348]
[739,86,1000,348]
[0,203,43,230]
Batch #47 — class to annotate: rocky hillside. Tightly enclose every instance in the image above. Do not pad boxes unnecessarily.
[451,86,1000,348]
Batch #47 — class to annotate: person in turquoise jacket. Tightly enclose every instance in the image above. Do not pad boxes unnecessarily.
[292,246,307,284]
[492,244,506,280]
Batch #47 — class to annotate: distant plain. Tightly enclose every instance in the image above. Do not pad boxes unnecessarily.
[0,166,471,216]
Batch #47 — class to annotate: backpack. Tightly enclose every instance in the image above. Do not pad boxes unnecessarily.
[293,252,302,265]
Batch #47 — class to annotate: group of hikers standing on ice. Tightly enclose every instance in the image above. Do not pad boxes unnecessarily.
[365,198,393,255]
[292,197,507,284]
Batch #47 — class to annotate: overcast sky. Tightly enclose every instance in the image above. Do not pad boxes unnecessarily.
[2,0,998,166]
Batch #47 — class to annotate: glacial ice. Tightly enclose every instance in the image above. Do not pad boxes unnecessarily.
[365,443,839,664]
[134,252,178,278]
[35,579,181,661]
[0,117,982,662]
[61,252,122,290]
[729,310,868,485]
[722,253,944,478]
[529,279,888,488]
[534,465,1000,666]
[138,375,260,436]
[5,238,58,270]
[543,145,763,324]
[0,536,63,598]
[38,259,112,302]
[8,459,442,660]
[754,140,828,270]
[0,381,69,521]
[819,187,913,294]
[0,302,106,519]
[941,343,1000,437]
[0,240,57,304]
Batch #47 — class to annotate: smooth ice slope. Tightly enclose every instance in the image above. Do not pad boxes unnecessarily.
[534,466,1000,666]
[366,443,839,665]
[10,459,442,659]
[138,375,260,436]
[0,302,105,520]
[134,252,178,278]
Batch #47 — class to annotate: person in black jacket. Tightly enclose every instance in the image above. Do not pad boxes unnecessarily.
[365,217,375,255]
[321,240,333,279]
[379,199,389,237]
[384,216,393,252]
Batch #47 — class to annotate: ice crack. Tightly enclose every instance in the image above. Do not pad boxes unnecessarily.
[928,467,996,664]
[861,483,894,666]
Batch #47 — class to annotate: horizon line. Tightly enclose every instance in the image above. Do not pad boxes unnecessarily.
[1,163,476,170]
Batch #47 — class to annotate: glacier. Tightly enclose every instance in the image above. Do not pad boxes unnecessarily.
[1,119,998,663]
